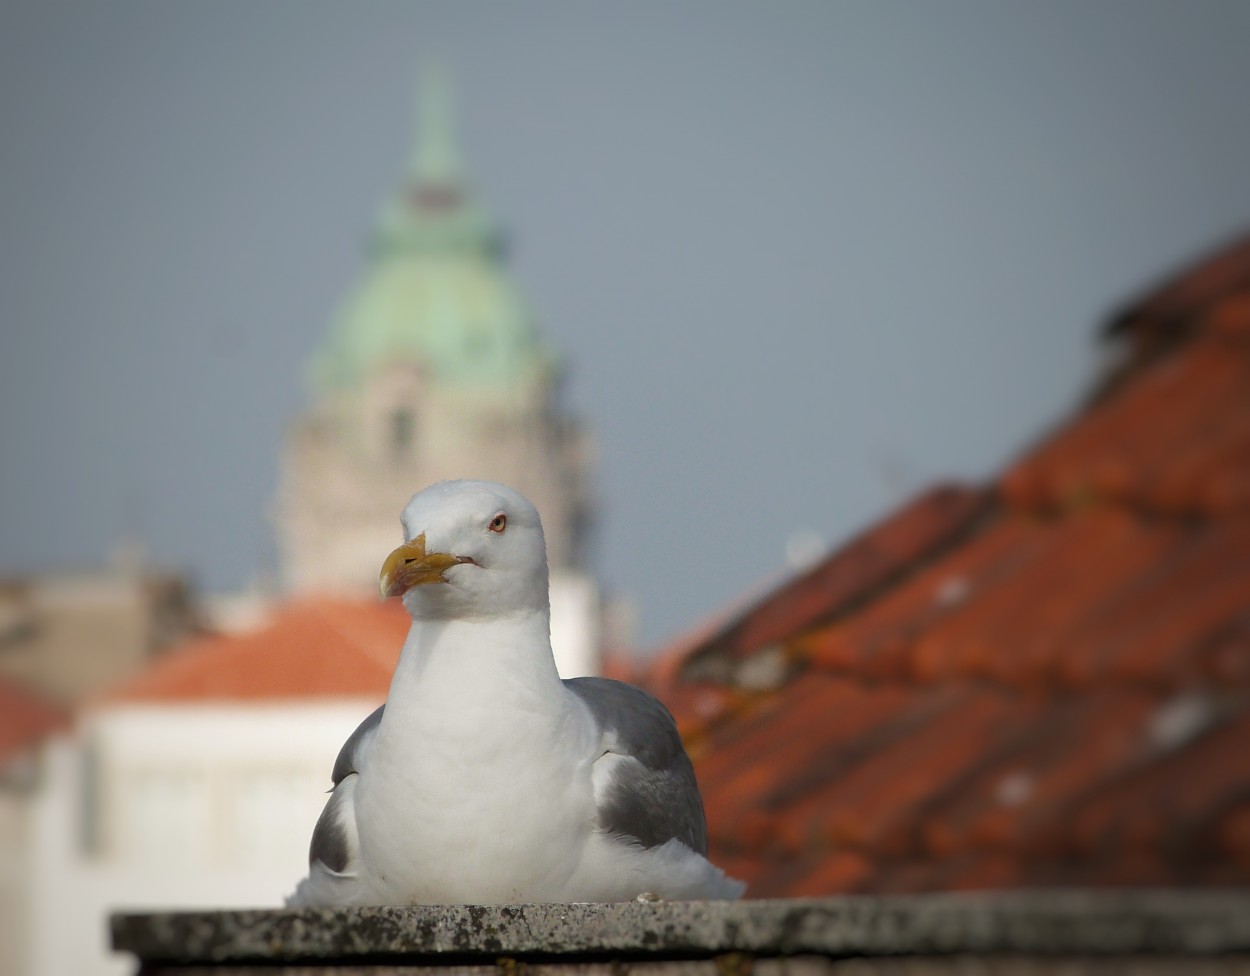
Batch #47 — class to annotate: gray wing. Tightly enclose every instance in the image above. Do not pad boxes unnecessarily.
[308,704,384,873]
[564,677,708,854]
[330,704,384,785]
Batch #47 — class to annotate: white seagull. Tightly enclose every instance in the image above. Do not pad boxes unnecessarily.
[287,480,744,906]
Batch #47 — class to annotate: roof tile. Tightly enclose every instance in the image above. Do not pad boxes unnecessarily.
[681,486,992,680]
[656,235,1250,895]
[103,598,408,704]
[1002,334,1250,515]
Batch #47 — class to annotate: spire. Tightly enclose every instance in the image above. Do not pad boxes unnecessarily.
[380,62,490,237]
[308,60,546,394]
[408,62,462,190]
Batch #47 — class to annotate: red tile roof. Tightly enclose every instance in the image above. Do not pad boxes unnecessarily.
[0,678,67,764]
[103,598,408,704]
[656,235,1250,895]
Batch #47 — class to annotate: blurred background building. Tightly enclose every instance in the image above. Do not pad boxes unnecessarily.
[0,559,199,706]
[0,681,65,976]
[274,72,601,678]
[24,599,399,976]
[3,71,609,976]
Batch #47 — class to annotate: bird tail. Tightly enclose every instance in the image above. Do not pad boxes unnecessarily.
[626,838,747,900]
[284,862,364,908]
[284,875,317,908]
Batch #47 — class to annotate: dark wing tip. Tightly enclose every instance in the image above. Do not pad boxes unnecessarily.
[309,784,353,873]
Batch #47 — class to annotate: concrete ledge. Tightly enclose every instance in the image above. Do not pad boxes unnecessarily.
[111,892,1250,966]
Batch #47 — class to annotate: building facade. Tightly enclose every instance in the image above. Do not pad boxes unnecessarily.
[23,599,406,976]
[0,566,199,707]
[274,76,599,675]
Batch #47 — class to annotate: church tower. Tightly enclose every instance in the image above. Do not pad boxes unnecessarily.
[275,73,599,673]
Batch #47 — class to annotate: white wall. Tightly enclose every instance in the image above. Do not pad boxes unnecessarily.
[549,572,602,679]
[27,699,379,976]
[0,765,37,976]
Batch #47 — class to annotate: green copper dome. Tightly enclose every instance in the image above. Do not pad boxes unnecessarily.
[310,70,553,392]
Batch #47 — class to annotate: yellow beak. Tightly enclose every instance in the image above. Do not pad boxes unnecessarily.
[379,533,471,599]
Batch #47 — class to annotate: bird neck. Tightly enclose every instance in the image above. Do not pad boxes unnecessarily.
[376,611,571,763]
[388,609,562,709]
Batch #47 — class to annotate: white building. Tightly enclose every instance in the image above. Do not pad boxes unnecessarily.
[0,681,66,976]
[24,598,403,976]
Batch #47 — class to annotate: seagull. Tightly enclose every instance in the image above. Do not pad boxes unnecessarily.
[287,480,744,906]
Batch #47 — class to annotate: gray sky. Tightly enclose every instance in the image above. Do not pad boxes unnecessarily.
[2,1,1249,649]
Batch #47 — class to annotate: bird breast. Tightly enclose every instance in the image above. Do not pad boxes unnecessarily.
[353,623,599,902]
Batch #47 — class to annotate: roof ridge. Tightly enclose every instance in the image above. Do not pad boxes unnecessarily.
[678,485,995,684]
[1105,233,1250,340]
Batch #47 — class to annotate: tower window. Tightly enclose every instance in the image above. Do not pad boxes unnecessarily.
[391,408,415,460]
[412,185,461,212]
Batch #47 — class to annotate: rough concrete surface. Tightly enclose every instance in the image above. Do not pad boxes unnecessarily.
[111,892,1250,966]
[129,960,1250,976]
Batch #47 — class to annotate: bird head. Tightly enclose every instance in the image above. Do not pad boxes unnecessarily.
[380,480,550,620]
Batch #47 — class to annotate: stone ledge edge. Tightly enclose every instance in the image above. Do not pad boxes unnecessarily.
[110,892,1250,964]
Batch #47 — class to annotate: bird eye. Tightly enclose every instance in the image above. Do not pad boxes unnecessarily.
[489,513,507,534]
